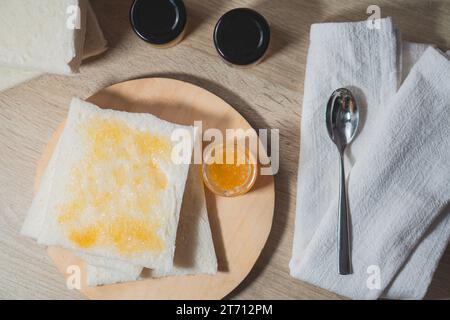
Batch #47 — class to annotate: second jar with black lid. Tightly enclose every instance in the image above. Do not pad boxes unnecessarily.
[214,8,271,67]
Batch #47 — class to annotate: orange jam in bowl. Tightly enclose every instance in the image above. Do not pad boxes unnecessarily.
[202,142,258,197]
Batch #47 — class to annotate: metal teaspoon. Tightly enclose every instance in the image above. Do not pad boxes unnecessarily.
[326,88,360,275]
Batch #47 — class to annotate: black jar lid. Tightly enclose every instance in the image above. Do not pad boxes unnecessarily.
[214,8,270,66]
[130,0,187,45]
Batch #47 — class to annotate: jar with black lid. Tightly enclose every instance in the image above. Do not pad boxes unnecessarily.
[130,0,187,48]
[214,8,271,67]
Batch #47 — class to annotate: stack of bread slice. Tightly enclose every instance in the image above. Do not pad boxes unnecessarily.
[0,0,107,91]
[22,98,217,286]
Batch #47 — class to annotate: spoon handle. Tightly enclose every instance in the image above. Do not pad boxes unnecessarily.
[338,153,352,275]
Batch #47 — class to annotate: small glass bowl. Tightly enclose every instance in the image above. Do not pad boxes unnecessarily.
[202,142,258,197]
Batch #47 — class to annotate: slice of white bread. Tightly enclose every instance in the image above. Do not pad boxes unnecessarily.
[86,264,141,287]
[35,98,194,269]
[77,252,143,276]
[0,0,88,74]
[0,0,107,91]
[21,139,62,239]
[150,163,217,278]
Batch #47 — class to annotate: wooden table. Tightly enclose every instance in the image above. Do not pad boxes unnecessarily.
[1,0,449,300]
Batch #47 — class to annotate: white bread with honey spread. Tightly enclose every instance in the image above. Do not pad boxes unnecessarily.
[21,130,144,284]
[22,98,218,286]
[0,0,88,74]
[32,98,194,270]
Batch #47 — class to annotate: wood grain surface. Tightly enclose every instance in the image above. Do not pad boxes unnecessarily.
[1,0,449,300]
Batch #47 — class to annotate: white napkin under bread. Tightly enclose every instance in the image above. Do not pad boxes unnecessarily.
[291,18,450,299]
[0,0,107,91]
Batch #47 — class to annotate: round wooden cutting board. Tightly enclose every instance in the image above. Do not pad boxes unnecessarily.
[35,78,275,300]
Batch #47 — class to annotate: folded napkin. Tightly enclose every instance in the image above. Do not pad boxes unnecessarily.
[291,18,450,299]
[0,0,107,91]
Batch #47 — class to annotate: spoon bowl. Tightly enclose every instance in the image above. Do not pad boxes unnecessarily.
[326,88,360,150]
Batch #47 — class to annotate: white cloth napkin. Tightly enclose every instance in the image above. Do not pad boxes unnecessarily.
[290,18,450,299]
